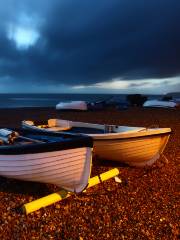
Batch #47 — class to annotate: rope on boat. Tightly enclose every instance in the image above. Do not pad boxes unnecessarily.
[0,128,44,144]
[161,153,169,164]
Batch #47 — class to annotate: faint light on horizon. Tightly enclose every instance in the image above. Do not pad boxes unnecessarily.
[73,78,129,89]
[72,77,180,93]
[93,79,130,89]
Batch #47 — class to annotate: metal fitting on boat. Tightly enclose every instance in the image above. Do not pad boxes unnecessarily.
[104,125,114,133]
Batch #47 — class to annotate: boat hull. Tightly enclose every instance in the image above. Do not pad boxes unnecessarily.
[0,147,92,193]
[93,133,170,166]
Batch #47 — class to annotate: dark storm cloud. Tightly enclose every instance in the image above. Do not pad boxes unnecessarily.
[0,0,180,87]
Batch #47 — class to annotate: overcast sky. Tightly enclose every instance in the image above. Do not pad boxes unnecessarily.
[0,0,180,94]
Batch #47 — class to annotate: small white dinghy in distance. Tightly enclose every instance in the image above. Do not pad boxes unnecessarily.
[143,100,177,108]
[22,119,171,167]
[56,101,88,111]
[0,128,93,193]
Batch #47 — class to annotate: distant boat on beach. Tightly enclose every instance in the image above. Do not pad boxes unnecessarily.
[56,101,88,111]
[143,99,177,108]
[22,119,171,167]
[56,100,109,111]
[0,128,93,193]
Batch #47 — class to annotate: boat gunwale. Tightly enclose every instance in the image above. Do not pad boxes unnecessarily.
[91,129,171,140]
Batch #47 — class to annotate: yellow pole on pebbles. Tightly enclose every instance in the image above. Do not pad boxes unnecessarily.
[23,168,119,214]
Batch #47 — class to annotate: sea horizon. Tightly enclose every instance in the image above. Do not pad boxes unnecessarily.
[0,93,165,109]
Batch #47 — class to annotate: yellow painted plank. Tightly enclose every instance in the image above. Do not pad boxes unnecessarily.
[23,168,119,214]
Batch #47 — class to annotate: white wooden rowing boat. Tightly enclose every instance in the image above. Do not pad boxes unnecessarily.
[22,119,171,167]
[0,129,93,193]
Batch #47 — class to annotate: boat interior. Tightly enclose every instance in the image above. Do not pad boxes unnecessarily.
[0,128,93,155]
[0,131,68,146]
[23,119,147,134]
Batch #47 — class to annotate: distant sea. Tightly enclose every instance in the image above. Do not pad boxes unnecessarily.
[0,93,163,109]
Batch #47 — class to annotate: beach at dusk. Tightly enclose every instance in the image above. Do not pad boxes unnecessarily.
[0,0,180,239]
[0,106,179,239]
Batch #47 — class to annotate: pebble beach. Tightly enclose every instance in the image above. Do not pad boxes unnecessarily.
[0,106,179,240]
